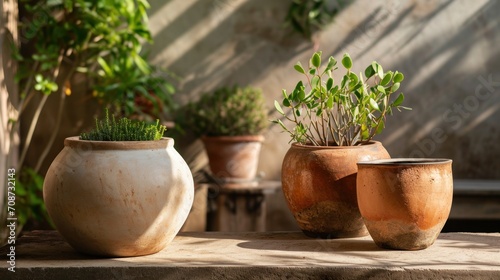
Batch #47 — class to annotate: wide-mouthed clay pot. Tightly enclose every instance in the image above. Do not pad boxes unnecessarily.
[201,135,264,181]
[281,141,390,238]
[357,158,453,250]
[43,137,194,257]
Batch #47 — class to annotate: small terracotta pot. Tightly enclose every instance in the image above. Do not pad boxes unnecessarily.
[357,158,453,250]
[281,141,390,238]
[201,135,264,181]
[43,137,194,257]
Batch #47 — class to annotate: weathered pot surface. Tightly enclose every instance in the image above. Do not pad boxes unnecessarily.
[43,137,194,257]
[357,158,453,250]
[202,135,264,181]
[281,141,390,238]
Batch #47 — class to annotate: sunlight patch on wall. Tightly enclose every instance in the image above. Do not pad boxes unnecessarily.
[458,103,500,136]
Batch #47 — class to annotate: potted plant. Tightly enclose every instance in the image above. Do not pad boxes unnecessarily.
[181,86,268,182]
[43,111,194,257]
[6,0,175,239]
[273,51,410,238]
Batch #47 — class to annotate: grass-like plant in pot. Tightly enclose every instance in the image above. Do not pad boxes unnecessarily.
[43,111,194,257]
[273,51,410,238]
[182,86,268,182]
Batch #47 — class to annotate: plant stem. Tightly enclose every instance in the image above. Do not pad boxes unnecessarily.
[17,49,65,171]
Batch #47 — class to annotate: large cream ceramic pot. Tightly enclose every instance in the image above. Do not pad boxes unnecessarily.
[43,137,194,257]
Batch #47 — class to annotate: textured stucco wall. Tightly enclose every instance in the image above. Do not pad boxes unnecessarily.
[148,0,500,230]
[149,0,500,180]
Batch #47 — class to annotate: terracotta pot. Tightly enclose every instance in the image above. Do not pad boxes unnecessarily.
[201,135,264,181]
[357,158,453,250]
[43,137,194,257]
[281,141,390,238]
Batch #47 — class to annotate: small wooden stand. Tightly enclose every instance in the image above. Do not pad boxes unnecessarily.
[204,180,281,232]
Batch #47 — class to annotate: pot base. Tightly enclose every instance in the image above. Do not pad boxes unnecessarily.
[294,200,369,239]
[302,229,368,239]
[365,219,443,250]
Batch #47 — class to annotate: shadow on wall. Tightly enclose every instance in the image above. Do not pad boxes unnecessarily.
[149,0,311,175]
[378,0,500,179]
[148,0,309,103]
[149,0,500,180]
[325,0,499,179]
[143,0,500,232]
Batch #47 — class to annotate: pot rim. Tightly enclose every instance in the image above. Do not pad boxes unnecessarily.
[201,135,265,143]
[64,136,174,150]
[291,140,382,150]
[357,158,452,166]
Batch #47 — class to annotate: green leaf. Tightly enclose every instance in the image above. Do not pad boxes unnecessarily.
[294,62,305,74]
[326,95,333,108]
[283,98,291,107]
[275,119,287,131]
[294,80,304,91]
[311,76,320,88]
[47,82,58,92]
[340,75,348,89]
[331,85,339,94]
[298,90,306,101]
[325,56,337,72]
[391,82,400,92]
[375,120,385,135]
[377,63,384,78]
[274,100,284,115]
[282,89,288,99]
[97,57,113,76]
[393,72,404,83]
[376,85,386,94]
[381,72,393,86]
[353,106,359,119]
[392,93,404,107]
[316,108,323,116]
[354,90,362,100]
[314,88,321,98]
[133,55,150,74]
[342,53,352,69]
[326,77,333,91]
[291,89,299,102]
[351,83,362,92]
[361,123,370,139]
[369,98,380,111]
[309,68,316,75]
[364,64,375,78]
[348,72,358,85]
[311,52,321,68]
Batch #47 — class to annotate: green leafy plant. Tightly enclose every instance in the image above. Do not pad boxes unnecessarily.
[273,51,410,146]
[7,1,173,235]
[80,110,166,141]
[13,167,53,229]
[181,86,268,137]
[93,52,176,121]
[12,0,174,172]
[285,0,351,39]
